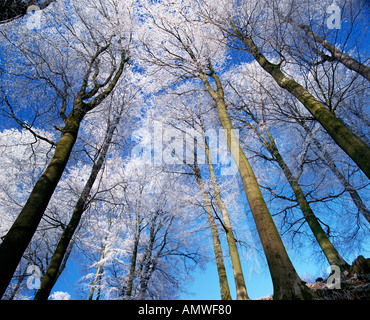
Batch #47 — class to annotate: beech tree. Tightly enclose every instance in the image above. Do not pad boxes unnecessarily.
[77,158,204,300]
[0,0,132,298]
[190,138,232,300]
[226,67,350,271]
[138,0,313,299]
[34,100,127,300]
[0,0,368,300]
[131,109,234,300]
[0,128,57,299]
[148,85,249,300]
[229,26,369,179]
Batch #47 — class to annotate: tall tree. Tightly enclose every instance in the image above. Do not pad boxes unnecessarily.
[204,137,249,299]
[154,91,249,299]
[88,215,113,300]
[198,62,312,299]
[185,139,232,300]
[34,102,125,300]
[0,2,131,297]
[140,1,312,299]
[227,20,370,179]
[1,0,368,300]
[236,103,349,270]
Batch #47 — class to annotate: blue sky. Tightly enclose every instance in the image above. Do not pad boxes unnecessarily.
[181,262,273,300]
[48,226,367,300]
[50,255,274,300]
[49,245,353,300]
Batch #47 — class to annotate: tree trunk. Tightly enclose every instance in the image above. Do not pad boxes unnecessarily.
[199,66,312,299]
[295,21,370,81]
[299,121,370,224]
[0,44,127,298]
[204,138,249,300]
[230,24,370,179]
[0,107,84,298]
[88,222,111,300]
[193,158,232,300]
[124,236,140,299]
[88,252,105,300]
[34,112,121,300]
[261,125,349,271]
[138,212,160,299]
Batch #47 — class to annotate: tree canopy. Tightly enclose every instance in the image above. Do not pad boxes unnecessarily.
[0,0,369,300]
